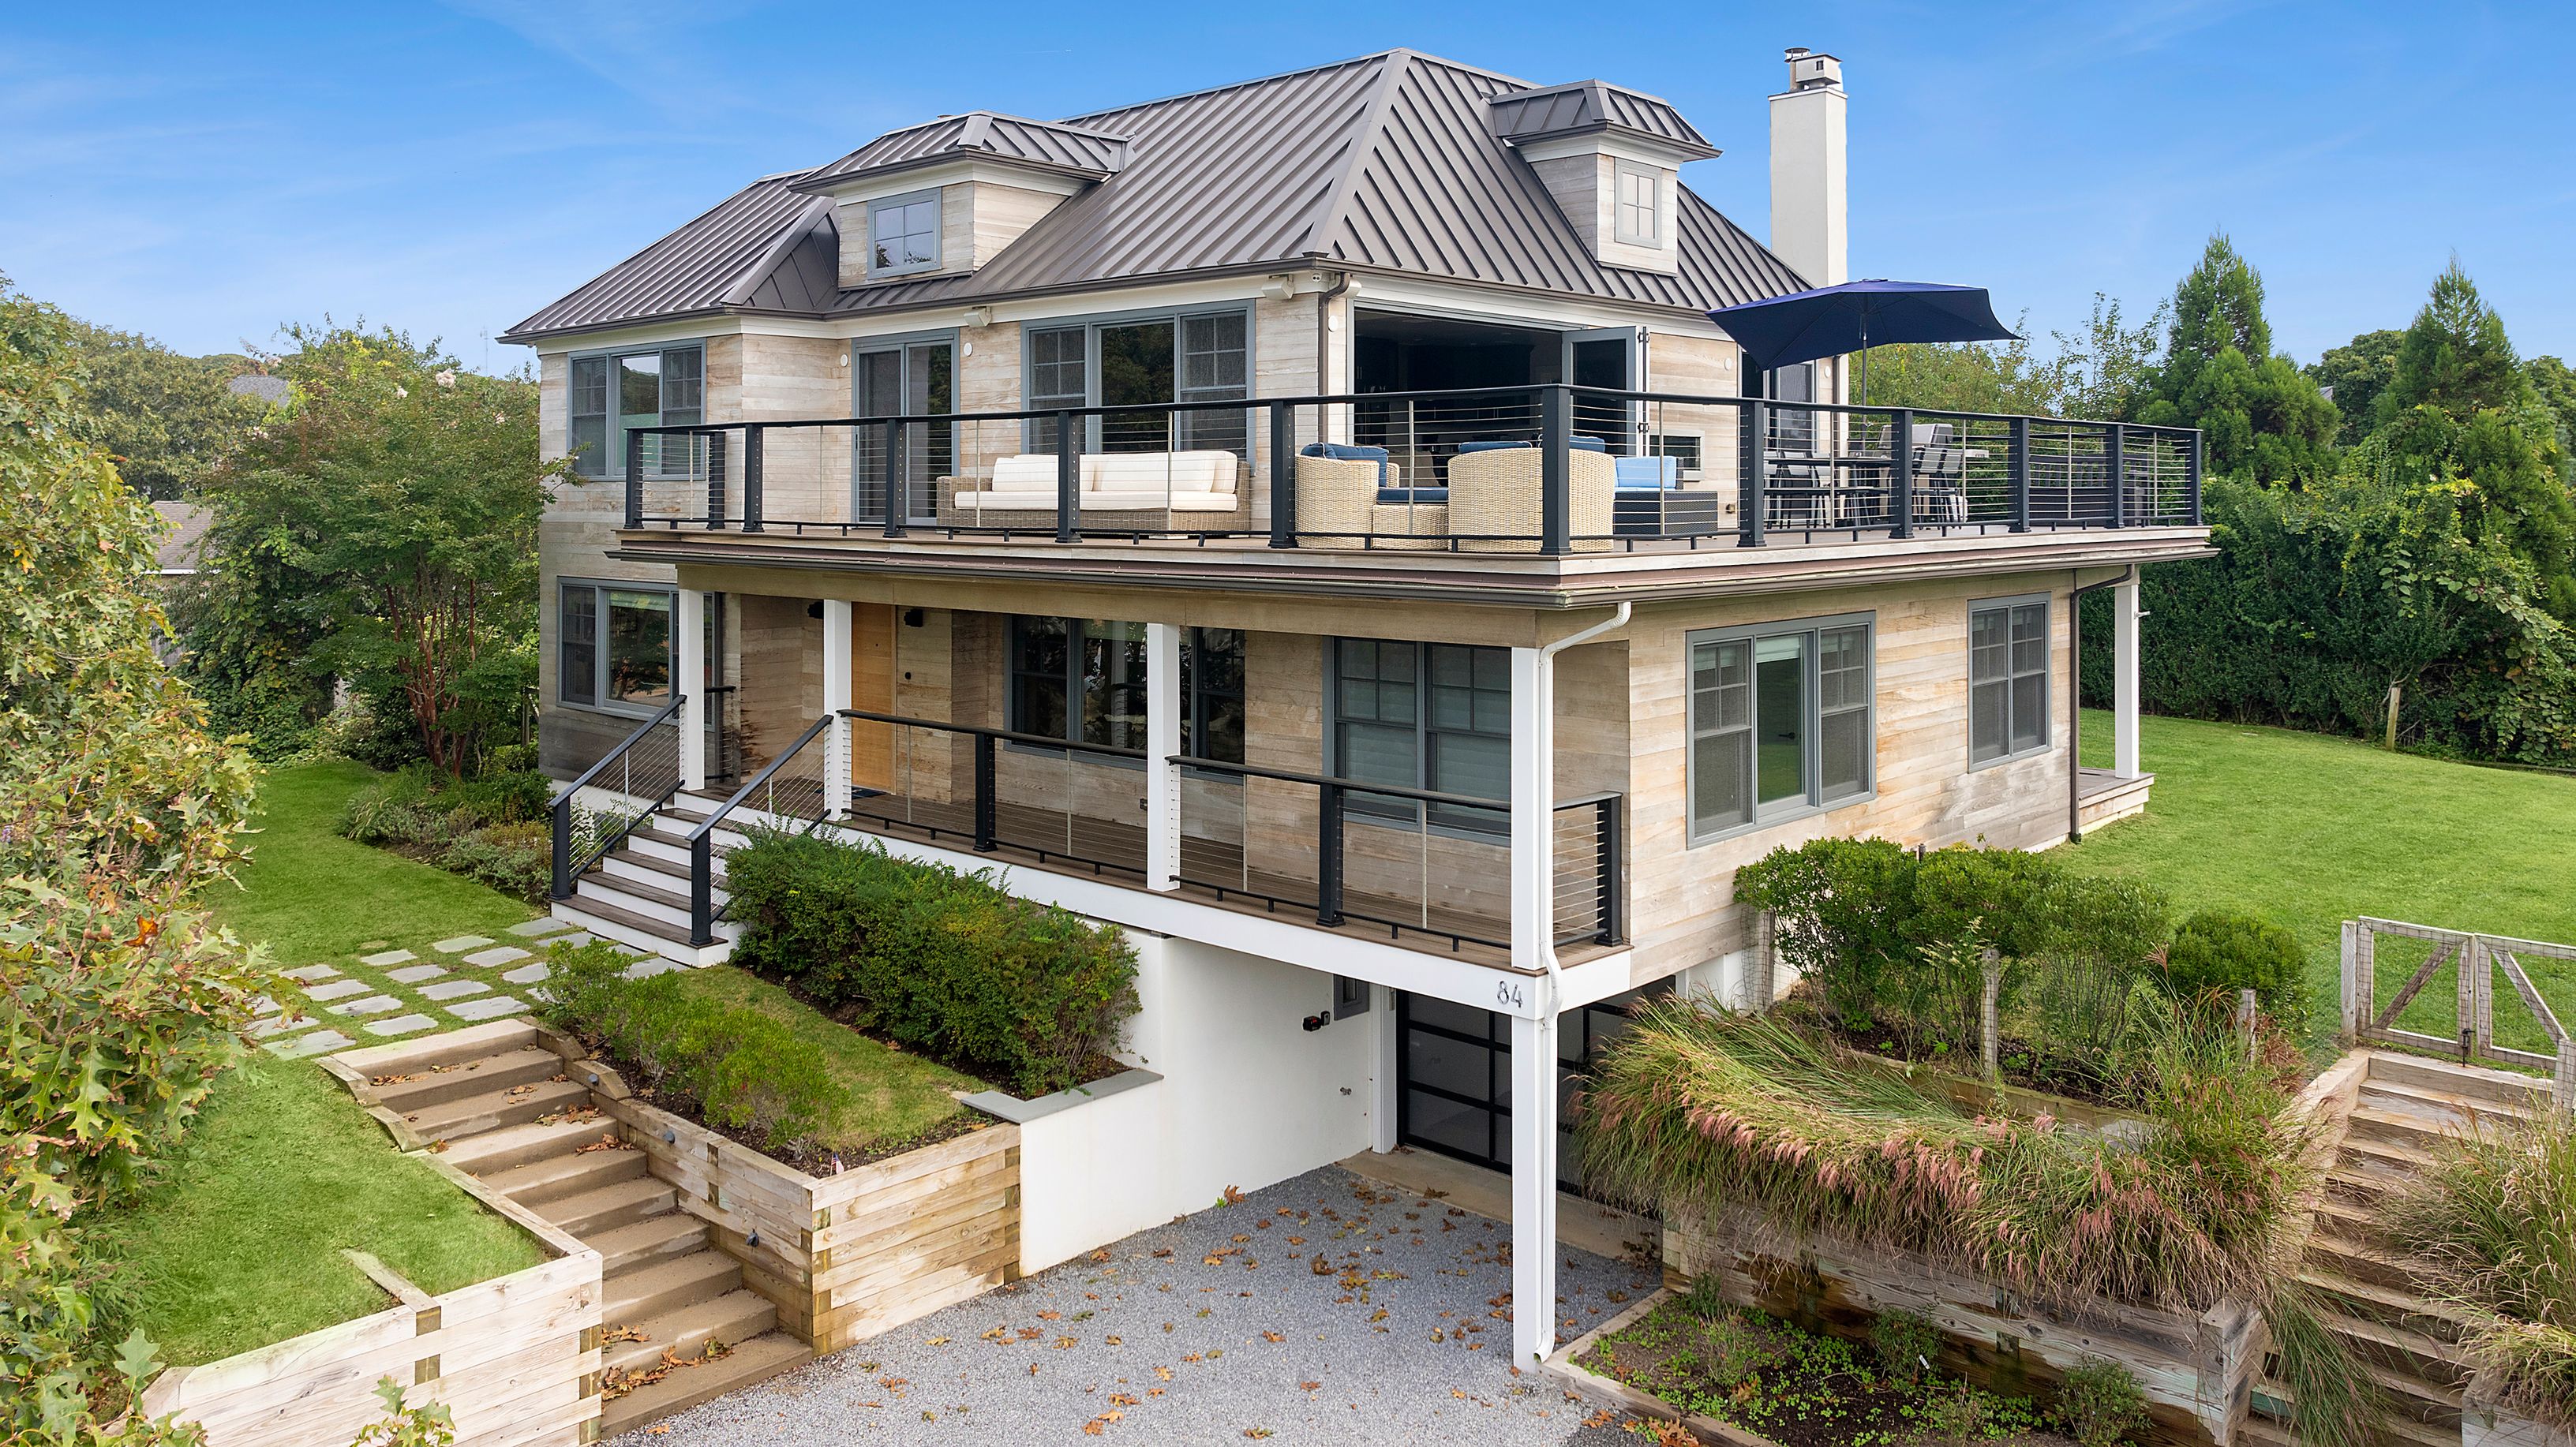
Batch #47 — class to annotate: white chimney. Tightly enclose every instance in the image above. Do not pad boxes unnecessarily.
[1768,47,1847,288]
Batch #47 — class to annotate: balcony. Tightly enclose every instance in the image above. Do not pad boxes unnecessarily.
[612,383,2202,563]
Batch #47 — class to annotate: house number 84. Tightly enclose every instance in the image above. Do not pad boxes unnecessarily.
[1494,980,1524,1010]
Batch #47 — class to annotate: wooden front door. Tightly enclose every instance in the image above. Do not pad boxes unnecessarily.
[849,603,897,794]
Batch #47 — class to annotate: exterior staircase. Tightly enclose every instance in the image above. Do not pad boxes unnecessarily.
[2247,1050,2552,1447]
[551,792,759,969]
[380,1025,811,1436]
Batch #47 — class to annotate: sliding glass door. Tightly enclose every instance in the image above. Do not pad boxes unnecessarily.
[853,338,953,525]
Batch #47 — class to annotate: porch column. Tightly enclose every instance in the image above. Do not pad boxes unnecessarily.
[2113,578,2142,779]
[674,588,706,793]
[821,599,852,819]
[1507,644,1561,1364]
[1144,622,1181,892]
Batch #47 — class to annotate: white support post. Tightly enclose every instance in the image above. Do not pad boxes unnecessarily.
[674,588,706,794]
[821,599,852,820]
[1510,1010,1561,1366]
[2114,578,2143,780]
[1508,646,1554,974]
[1144,623,1181,892]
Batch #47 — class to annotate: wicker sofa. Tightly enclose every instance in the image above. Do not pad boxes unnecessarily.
[1447,442,1616,552]
[936,451,1244,531]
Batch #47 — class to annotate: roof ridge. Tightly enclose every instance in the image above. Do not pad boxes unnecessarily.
[1299,50,1417,261]
[1057,47,1533,127]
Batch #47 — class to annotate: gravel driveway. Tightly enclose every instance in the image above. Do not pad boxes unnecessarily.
[622,1165,1657,1445]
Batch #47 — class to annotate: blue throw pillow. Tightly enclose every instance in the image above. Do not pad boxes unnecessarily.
[1301,441,1391,487]
[1377,487,1449,505]
[1570,436,1609,452]
[1455,439,1533,454]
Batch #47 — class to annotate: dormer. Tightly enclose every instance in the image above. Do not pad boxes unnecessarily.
[1488,80,1719,276]
[792,112,1129,289]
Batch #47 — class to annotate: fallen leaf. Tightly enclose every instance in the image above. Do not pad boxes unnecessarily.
[1299,1381,1321,1392]
[924,1336,949,1346]
[1261,1331,1283,1343]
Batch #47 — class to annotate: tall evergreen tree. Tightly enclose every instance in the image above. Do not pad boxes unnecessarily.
[2134,234,2339,484]
[2307,328,2405,447]
[2379,260,2537,423]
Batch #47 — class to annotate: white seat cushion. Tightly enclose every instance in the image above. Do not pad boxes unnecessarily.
[987,454,1061,491]
[1080,489,1238,511]
[950,489,1061,510]
[1080,451,1239,495]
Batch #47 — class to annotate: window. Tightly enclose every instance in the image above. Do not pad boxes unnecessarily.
[867,189,940,277]
[1006,618,1245,764]
[1767,361,1816,454]
[1331,640,1511,835]
[569,344,702,479]
[1023,308,1251,454]
[557,579,676,712]
[1969,596,2050,766]
[1614,161,1662,247]
[1689,615,1873,841]
[1646,431,1703,481]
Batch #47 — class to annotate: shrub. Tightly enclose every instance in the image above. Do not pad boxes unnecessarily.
[1870,1308,1945,1385]
[2054,1356,2151,1447]
[2163,910,2310,1034]
[339,765,554,903]
[1918,1382,1994,1445]
[723,828,1140,1097]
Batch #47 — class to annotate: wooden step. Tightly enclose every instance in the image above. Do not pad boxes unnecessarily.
[589,1213,709,1277]
[2339,1134,2443,1185]
[2364,1053,2554,1111]
[2360,1077,2537,1133]
[2363,1359,2466,1426]
[366,1046,564,1114]
[537,1175,677,1238]
[401,1077,588,1143]
[2299,1267,2466,1343]
[2312,1195,2383,1246]
[604,846,693,884]
[479,1141,647,1206]
[601,1289,778,1378]
[605,1250,742,1325]
[440,1111,620,1176]
[2349,1105,2481,1152]
[2256,1375,2462,1447]
[2318,1306,2476,1388]
[552,894,695,948]
[2305,1232,2424,1295]
[597,1332,809,1439]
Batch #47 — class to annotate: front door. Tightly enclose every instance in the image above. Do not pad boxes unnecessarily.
[853,341,953,525]
[1395,985,1665,1193]
[848,603,896,794]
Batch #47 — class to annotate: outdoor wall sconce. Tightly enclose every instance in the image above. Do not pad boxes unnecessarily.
[902,608,924,627]
[1301,1011,1331,1033]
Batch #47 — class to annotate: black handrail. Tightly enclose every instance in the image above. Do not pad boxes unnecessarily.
[687,713,833,945]
[550,694,687,900]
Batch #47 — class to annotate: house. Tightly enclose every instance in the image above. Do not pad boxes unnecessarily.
[502,47,2206,1368]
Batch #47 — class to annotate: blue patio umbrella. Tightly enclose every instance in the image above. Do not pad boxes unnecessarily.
[1708,279,2019,404]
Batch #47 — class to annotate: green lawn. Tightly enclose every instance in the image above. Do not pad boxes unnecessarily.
[661,966,977,1155]
[2065,710,2576,1053]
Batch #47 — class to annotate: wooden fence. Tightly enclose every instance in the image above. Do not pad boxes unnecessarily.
[2342,917,2576,1104]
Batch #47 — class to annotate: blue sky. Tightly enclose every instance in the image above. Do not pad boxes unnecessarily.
[5,2,2570,372]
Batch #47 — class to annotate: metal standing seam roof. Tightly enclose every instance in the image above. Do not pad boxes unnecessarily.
[1485,78,1720,157]
[501,49,1806,343]
[796,111,1132,189]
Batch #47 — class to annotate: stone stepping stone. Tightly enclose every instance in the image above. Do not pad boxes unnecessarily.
[462,945,530,969]
[283,963,341,984]
[359,948,417,967]
[549,932,597,948]
[265,1029,354,1059]
[508,918,577,938]
[251,995,282,1017]
[446,996,527,1022]
[386,963,448,985]
[248,1013,319,1039]
[364,1013,438,1038]
[502,963,552,985]
[327,993,403,1018]
[430,936,493,955]
[303,978,372,1003]
[419,980,490,1002]
[621,958,687,980]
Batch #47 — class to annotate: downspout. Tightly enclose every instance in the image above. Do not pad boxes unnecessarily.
[1316,271,1352,397]
[2065,566,2137,844]
[1531,600,1631,1209]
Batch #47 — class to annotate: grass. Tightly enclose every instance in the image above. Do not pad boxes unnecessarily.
[85,1055,546,1367]
[2065,710,2576,1054]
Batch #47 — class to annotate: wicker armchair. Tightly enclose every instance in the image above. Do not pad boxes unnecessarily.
[1447,447,1615,553]
[1294,454,1401,544]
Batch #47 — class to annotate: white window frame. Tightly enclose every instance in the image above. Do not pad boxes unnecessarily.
[867,187,942,279]
[1968,593,2052,769]
[1613,160,1663,247]
[1687,611,1876,845]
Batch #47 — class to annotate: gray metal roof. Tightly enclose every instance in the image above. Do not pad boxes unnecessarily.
[504,50,1803,342]
[1486,79,1720,159]
[795,111,1132,190]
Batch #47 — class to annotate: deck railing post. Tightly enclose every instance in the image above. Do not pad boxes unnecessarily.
[1540,384,1572,555]
[549,795,572,900]
[706,429,728,529]
[2187,429,2204,526]
[690,834,715,948]
[742,427,764,533]
[1055,411,1080,544]
[1268,400,1297,548]
[2009,416,2031,533]
[623,432,646,528]
[2106,424,2127,528]
[1316,782,1345,927]
[1738,398,1766,548]
[972,733,998,852]
[1889,407,1915,539]
[882,418,906,538]
[1595,794,1620,945]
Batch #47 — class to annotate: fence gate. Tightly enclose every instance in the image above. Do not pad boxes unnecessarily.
[2342,916,2576,1105]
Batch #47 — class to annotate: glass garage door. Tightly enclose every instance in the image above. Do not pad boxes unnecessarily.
[1395,985,1663,1193]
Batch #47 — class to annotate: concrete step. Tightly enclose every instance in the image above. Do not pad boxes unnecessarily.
[549,899,732,968]
[597,1331,809,1440]
[440,1110,620,1176]
[589,1213,710,1277]
[605,1249,743,1326]
[480,1140,647,1206]
[537,1174,677,1239]
[601,1288,778,1378]
[366,1045,563,1115]
[401,1077,589,1144]
[2364,1053,2553,1112]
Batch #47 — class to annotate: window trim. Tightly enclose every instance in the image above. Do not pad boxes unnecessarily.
[1686,610,1877,846]
[1002,616,1245,772]
[1967,593,2053,771]
[1612,159,1664,248]
[865,186,943,279]
[1018,301,1256,453]
[567,342,704,481]
[556,576,678,720]
[1324,638,1513,842]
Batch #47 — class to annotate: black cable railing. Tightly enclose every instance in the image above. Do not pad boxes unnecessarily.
[839,709,1149,877]
[550,695,686,900]
[687,713,833,946]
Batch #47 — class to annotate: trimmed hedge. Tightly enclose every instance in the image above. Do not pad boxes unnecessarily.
[722,827,1140,1097]
[2164,910,2312,1035]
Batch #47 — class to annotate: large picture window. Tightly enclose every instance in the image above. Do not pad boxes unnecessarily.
[1005,618,1245,764]
[569,344,702,480]
[1969,596,2050,766]
[1331,640,1510,836]
[1023,308,1250,456]
[1689,615,1873,841]
[557,579,676,712]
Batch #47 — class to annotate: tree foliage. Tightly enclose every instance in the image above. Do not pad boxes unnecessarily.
[2133,234,2339,485]
[60,320,260,500]
[198,328,564,775]
[2308,329,2405,447]
[1863,294,2166,422]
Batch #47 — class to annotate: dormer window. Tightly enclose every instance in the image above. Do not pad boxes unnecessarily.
[868,189,941,277]
[1614,161,1662,246]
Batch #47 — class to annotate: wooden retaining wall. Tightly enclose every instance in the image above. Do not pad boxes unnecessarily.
[1664,1214,2260,1447]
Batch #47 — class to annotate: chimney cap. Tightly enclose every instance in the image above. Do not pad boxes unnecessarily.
[1781,49,1844,92]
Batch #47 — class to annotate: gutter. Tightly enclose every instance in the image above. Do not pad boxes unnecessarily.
[2065,565,2137,844]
